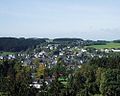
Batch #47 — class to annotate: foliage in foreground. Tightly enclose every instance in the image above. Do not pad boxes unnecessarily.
[0,53,120,96]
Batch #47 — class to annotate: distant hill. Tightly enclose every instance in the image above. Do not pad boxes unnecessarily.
[0,37,111,52]
[0,37,46,52]
[53,38,84,42]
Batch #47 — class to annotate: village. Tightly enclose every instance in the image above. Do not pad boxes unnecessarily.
[0,42,120,90]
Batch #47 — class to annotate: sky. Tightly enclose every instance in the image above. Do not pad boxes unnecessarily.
[0,0,120,40]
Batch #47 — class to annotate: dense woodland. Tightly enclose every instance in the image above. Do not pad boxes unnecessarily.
[0,38,46,52]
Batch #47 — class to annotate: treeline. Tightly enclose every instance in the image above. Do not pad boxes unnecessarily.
[53,38,108,46]
[85,40,108,46]
[0,37,46,52]
[53,38,84,42]
[113,40,120,43]
[52,38,84,47]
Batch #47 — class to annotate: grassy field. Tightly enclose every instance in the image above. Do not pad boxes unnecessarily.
[0,52,16,55]
[86,42,120,49]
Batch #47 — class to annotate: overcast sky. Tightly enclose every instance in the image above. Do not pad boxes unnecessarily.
[0,0,120,40]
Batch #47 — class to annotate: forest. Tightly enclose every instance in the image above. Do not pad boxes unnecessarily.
[0,37,46,52]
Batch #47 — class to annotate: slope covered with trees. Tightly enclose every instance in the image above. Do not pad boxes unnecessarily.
[0,37,46,52]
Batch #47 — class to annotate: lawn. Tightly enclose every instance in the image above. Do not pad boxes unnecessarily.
[85,42,120,49]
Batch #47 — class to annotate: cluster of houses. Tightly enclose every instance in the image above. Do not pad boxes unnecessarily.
[0,54,15,60]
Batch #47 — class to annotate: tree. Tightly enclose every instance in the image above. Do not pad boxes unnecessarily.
[69,64,99,96]
[100,69,120,96]
[0,59,33,96]
[48,79,65,96]
[36,64,45,79]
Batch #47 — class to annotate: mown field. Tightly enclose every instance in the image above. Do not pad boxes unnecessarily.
[0,52,16,55]
[86,42,120,49]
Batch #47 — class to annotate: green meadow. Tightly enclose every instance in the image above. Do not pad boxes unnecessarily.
[86,42,120,49]
[0,52,16,55]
